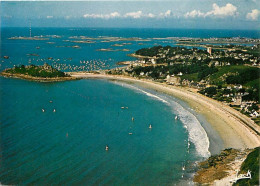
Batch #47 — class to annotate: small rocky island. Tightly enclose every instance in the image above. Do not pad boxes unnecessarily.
[1,63,80,82]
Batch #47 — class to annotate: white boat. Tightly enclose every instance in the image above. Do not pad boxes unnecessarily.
[53,109,56,112]
[105,145,109,151]
[42,109,45,112]
[175,116,178,120]
[129,132,133,135]
[149,124,152,129]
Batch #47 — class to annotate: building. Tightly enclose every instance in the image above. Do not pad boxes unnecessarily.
[207,47,212,55]
[150,58,156,64]
[166,75,181,85]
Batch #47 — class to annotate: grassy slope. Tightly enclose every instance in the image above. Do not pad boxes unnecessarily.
[210,65,259,86]
[234,147,260,186]
[181,73,199,82]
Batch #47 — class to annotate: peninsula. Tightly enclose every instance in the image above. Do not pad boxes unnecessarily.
[0,63,80,82]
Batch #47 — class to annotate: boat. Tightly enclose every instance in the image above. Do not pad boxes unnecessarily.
[149,124,152,129]
[132,117,134,121]
[129,132,133,135]
[42,109,45,112]
[53,109,56,112]
[175,116,178,120]
[105,145,109,151]
[121,107,124,109]
[49,100,53,103]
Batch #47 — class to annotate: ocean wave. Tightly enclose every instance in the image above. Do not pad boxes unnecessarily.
[172,102,210,158]
[113,82,169,104]
[112,81,210,158]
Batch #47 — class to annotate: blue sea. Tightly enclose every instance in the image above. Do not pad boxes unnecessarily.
[0,28,259,185]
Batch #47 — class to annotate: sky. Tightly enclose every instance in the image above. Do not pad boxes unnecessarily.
[1,0,260,29]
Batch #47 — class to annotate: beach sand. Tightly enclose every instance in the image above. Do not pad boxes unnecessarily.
[69,72,260,150]
[69,72,260,185]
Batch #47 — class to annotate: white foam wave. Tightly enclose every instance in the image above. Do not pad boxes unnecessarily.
[112,81,210,158]
[173,102,210,158]
[113,82,169,104]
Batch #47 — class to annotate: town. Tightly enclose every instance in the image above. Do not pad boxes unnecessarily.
[107,43,260,124]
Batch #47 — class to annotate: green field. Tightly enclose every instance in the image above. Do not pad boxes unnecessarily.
[208,65,260,88]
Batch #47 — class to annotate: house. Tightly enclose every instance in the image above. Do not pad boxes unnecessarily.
[166,75,181,85]
[250,111,259,118]
[150,58,156,64]
[177,72,183,76]
[232,93,242,105]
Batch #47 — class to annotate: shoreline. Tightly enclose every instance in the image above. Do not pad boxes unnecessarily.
[68,72,260,151]
[69,72,260,149]
[69,72,260,185]
[2,71,259,184]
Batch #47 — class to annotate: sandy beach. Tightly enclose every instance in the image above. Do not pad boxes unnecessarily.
[68,72,260,151]
[68,72,260,185]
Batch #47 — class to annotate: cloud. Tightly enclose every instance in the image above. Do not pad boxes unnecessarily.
[185,10,205,18]
[83,10,175,19]
[160,10,172,17]
[185,3,238,18]
[206,3,237,17]
[246,9,260,20]
[124,10,174,19]
[83,12,120,19]
[46,16,53,19]
[147,13,155,18]
[124,11,142,18]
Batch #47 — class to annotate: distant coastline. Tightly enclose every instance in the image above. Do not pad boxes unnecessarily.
[1,26,259,185]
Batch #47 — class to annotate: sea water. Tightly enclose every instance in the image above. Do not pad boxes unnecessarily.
[0,27,258,185]
[0,77,205,185]
[1,27,259,71]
